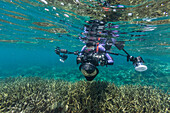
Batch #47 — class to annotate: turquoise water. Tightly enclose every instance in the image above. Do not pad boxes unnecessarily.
[0,0,169,92]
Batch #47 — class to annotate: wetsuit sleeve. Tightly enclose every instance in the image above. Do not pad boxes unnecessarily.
[98,44,114,64]
[98,44,106,51]
[105,53,114,64]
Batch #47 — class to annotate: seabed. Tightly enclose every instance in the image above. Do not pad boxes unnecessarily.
[0,76,169,113]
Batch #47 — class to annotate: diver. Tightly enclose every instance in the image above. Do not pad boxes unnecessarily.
[55,39,147,81]
[55,19,147,81]
[76,40,114,81]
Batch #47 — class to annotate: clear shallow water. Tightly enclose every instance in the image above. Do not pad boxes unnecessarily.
[0,0,169,91]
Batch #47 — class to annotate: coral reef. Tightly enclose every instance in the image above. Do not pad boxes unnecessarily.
[43,0,169,24]
[0,76,169,113]
[12,0,169,25]
[1,58,169,92]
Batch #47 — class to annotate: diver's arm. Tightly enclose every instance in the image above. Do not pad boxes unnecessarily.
[79,45,86,56]
[105,53,114,64]
[98,44,106,51]
[98,44,114,65]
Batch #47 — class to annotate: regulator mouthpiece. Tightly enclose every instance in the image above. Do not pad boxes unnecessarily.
[133,56,147,72]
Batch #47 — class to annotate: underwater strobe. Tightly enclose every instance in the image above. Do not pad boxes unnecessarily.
[133,56,147,72]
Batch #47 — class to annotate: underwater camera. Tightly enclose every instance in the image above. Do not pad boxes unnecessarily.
[133,56,147,72]
[79,63,99,81]
[78,53,107,81]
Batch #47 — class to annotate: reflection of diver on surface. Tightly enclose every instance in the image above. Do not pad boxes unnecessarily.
[55,19,147,81]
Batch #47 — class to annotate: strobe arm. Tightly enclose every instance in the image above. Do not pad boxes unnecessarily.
[107,49,135,62]
[107,51,127,57]
[108,49,147,72]
[55,47,80,62]
[59,48,79,55]
[122,49,136,62]
[113,41,137,62]
[55,47,80,55]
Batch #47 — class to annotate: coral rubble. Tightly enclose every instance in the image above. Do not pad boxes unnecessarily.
[0,76,169,113]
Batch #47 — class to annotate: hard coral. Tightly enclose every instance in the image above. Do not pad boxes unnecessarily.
[0,76,169,112]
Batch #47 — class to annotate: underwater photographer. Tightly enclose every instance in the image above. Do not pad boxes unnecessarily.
[55,19,147,81]
[55,42,147,81]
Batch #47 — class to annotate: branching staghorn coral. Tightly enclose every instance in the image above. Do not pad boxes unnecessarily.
[0,76,169,113]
